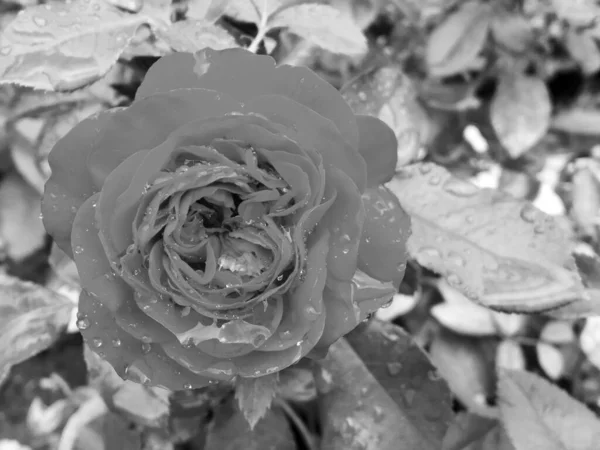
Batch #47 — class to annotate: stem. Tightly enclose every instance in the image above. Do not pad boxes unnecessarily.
[247,0,269,53]
[274,398,317,450]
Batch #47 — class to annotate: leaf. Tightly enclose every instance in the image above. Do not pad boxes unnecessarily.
[224,0,287,24]
[496,340,525,371]
[156,19,238,52]
[206,399,297,450]
[386,163,584,312]
[0,172,46,260]
[490,72,551,158]
[442,412,497,450]
[268,3,367,55]
[551,0,600,26]
[536,342,564,380]
[570,161,600,238]
[565,29,600,75]
[342,64,430,166]
[490,11,533,53]
[0,273,74,386]
[112,381,170,428]
[497,369,600,450]
[186,0,230,22]
[317,320,453,450]
[0,0,157,91]
[426,1,492,77]
[552,108,600,135]
[540,321,575,345]
[429,329,497,418]
[235,373,279,430]
[580,317,600,370]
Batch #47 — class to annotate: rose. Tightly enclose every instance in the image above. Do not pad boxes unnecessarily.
[42,48,411,391]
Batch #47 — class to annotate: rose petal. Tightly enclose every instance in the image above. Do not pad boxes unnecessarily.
[356,115,398,187]
[135,48,359,150]
[358,185,411,284]
[244,94,366,193]
[43,89,242,257]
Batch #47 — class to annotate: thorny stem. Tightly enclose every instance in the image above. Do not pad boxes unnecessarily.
[274,398,317,450]
[247,0,269,53]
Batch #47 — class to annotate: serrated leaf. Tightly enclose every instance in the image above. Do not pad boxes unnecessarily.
[0,273,74,386]
[317,320,453,450]
[0,0,156,91]
[224,0,288,24]
[269,3,367,55]
[491,72,551,158]
[442,412,497,450]
[497,369,600,450]
[235,373,278,430]
[206,399,296,450]
[426,1,492,77]
[156,19,238,52]
[386,163,584,312]
[551,0,600,26]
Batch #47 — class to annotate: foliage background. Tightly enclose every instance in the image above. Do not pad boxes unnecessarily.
[2,0,600,449]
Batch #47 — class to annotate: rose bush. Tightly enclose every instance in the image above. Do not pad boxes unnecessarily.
[41,48,411,391]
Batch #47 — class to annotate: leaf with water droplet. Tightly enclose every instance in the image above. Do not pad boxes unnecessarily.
[316,320,453,450]
[498,369,600,449]
[387,163,584,313]
[0,0,162,90]
[0,272,74,386]
[155,19,238,53]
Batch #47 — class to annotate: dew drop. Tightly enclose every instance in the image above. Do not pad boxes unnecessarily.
[342,248,350,255]
[358,91,367,101]
[373,405,384,421]
[386,362,403,376]
[92,338,103,348]
[419,163,432,174]
[279,330,292,339]
[429,175,441,186]
[111,338,121,347]
[76,317,90,330]
[446,251,466,267]
[443,178,479,197]
[520,204,538,223]
[183,383,193,390]
[418,247,441,260]
[32,16,47,26]
[74,245,84,254]
[447,273,462,286]
[141,343,152,354]
[305,306,319,318]
[141,335,152,343]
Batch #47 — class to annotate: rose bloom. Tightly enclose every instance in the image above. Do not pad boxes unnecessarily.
[42,48,410,390]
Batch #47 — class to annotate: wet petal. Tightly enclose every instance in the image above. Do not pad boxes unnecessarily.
[358,185,411,284]
[136,48,359,149]
[356,115,398,187]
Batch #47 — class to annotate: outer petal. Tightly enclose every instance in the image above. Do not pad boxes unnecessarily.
[43,88,242,257]
[356,115,398,187]
[357,185,411,284]
[135,48,359,150]
[244,94,367,193]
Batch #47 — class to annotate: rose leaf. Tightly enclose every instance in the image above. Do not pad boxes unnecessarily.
[386,162,585,313]
[0,0,164,91]
[426,1,492,77]
[268,4,367,56]
[206,398,296,450]
[490,72,551,158]
[316,320,453,450]
[497,369,600,450]
[0,272,74,386]
[442,412,499,450]
[156,19,238,52]
[235,372,279,430]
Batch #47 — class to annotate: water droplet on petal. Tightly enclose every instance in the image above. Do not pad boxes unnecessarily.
[76,318,90,330]
[111,338,121,347]
[92,338,103,348]
[447,273,462,286]
[74,245,84,254]
[183,383,193,390]
[141,343,152,354]
[429,176,441,186]
[419,163,432,174]
[418,247,441,260]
